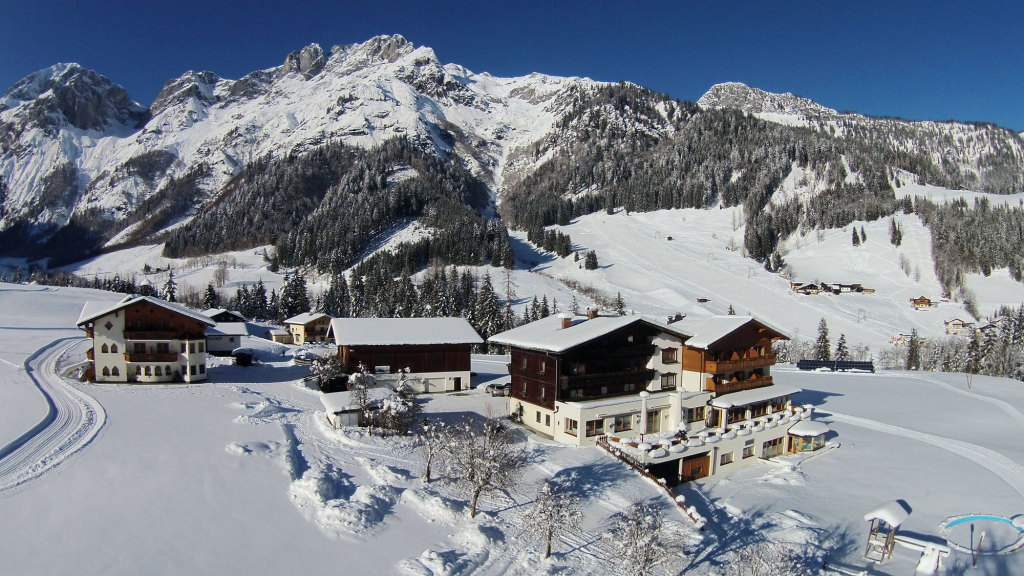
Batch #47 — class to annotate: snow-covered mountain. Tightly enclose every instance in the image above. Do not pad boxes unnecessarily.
[699,81,1024,194]
[3,35,1024,272]
[0,35,593,248]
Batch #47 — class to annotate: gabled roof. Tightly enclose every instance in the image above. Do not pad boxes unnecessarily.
[77,295,215,327]
[284,312,331,325]
[329,317,483,346]
[204,322,248,337]
[202,308,246,320]
[487,314,691,354]
[681,315,789,349]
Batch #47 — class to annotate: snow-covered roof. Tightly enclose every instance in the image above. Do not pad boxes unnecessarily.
[682,315,789,349]
[329,317,483,346]
[320,387,393,413]
[864,501,911,526]
[202,308,245,319]
[488,314,690,354]
[204,322,248,337]
[284,312,331,325]
[77,296,215,327]
[787,419,830,437]
[710,385,800,408]
[266,328,289,336]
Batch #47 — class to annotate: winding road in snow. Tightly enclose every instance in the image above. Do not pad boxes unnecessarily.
[0,338,105,493]
[820,410,1024,504]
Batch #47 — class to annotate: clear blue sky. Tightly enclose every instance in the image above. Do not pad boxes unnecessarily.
[2,0,1022,131]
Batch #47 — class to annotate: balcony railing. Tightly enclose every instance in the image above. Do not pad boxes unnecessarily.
[705,375,773,395]
[124,330,179,340]
[125,352,179,363]
[704,354,776,374]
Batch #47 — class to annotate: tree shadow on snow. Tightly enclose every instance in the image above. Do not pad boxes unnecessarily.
[509,235,556,270]
[679,487,859,574]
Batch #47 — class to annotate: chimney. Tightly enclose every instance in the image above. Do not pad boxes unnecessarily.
[586,307,599,320]
[558,313,573,329]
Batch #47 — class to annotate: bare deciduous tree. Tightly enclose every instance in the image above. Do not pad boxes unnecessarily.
[446,416,527,518]
[419,418,450,483]
[606,501,679,576]
[724,539,810,576]
[523,477,582,559]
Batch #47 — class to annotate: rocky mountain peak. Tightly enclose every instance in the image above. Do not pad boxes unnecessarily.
[151,70,222,115]
[3,63,149,131]
[279,43,326,80]
[697,82,836,118]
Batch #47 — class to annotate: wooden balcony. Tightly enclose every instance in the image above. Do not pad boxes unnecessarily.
[704,354,776,374]
[86,348,94,360]
[559,369,656,400]
[124,330,179,340]
[125,352,179,363]
[705,375,773,395]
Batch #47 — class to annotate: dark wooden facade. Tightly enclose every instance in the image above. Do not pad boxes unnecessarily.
[340,343,471,375]
[508,323,660,411]
[682,321,781,394]
[123,302,209,341]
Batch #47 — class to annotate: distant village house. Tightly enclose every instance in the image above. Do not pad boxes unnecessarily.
[326,317,483,393]
[77,296,213,383]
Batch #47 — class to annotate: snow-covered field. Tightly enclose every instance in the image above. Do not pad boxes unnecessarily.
[2,283,1024,575]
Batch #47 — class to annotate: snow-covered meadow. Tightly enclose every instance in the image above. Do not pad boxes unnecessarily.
[2,283,1024,575]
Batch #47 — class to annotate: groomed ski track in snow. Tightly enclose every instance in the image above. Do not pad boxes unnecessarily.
[820,410,1024,503]
[0,338,105,493]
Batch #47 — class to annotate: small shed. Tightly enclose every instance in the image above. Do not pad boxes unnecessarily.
[320,387,393,429]
[266,328,292,344]
[205,322,248,355]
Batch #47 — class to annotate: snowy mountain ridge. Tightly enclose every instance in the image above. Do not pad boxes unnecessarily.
[3,35,1024,267]
[699,81,1024,194]
[0,34,595,245]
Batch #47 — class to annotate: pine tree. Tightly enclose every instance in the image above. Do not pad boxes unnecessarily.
[474,272,501,339]
[203,283,220,309]
[584,251,599,270]
[851,227,861,247]
[906,329,922,370]
[267,289,281,322]
[540,295,551,318]
[614,292,626,316]
[280,272,311,318]
[834,334,850,361]
[162,271,177,302]
[321,272,350,317]
[815,318,831,361]
[860,226,867,243]
[727,304,736,315]
[251,280,268,320]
